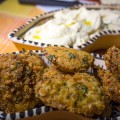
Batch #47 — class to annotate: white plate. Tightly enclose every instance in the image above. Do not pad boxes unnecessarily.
[8,5,120,58]
[0,50,119,120]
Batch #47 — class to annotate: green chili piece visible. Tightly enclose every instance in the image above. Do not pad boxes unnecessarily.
[81,84,88,95]
[48,55,56,61]
[69,53,75,59]
[76,84,88,95]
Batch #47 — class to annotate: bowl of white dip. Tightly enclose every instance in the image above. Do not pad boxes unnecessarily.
[8,4,120,58]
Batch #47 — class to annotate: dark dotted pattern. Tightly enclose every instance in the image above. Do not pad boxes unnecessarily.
[23,40,26,42]
[19,111,25,118]
[10,33,14,37]
[28,109,33,117]
[0,113,6,120]
[36,108,41,115]
[41,43,45,46]
[77,46,82,49]
[28,41,32,43]
[108,30,112,33]
[34,42,38,45]
[69,46,73,48]
[45,106,50,112]
[10,113,16,120]
[17,37,21,40]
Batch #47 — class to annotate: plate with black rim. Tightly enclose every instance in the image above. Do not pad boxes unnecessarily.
[8,4,120,59]
[0,50,119,120]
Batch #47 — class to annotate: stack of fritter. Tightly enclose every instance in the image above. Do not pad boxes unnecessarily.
[0,51,45,113]
[1,46,117,117]
[35,46,108,117]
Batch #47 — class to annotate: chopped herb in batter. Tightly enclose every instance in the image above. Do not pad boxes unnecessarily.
[81,84,88,95]
[74,84,88,107]
[48,55,56,61]
[82,56,88,66]
[76,84,88,95]
[69,53,75,59]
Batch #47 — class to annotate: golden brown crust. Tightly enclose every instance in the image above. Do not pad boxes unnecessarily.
[36,66,106,117]
[104,46,120,79]
[42,64,67,80]
[0,51,45,113]
[43,46,94,73]
[97,68,120,103]
[17,51,46,82]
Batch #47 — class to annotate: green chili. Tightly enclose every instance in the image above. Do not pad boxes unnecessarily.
[48,55,56,61]
[69,53,75,59]
[81,84,88,95]
[76,84,88,95]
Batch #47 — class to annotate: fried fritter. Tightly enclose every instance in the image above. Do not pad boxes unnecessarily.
[17,51,46,82]
[0,51,45,113]
[97,68,120,103]
[42,64,67,80]
[42,46,94,73]
[104,46,120,79]
[36,67,106,116]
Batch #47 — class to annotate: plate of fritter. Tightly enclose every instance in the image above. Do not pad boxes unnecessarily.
[0,46,120,120]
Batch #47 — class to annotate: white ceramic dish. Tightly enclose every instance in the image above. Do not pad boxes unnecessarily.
[8,5,120,58]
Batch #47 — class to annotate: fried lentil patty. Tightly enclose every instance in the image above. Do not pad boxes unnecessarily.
[36,66,106,116]
[97,67,120,103]
[0,51,45,113]
[17,51,46,82]
[42,46,94,73]
[104,46,120,79]
[42,64,67,80]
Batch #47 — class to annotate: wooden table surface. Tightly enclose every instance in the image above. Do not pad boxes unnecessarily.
[0,0,43,54]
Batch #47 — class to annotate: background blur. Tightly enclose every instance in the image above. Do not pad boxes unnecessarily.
[0,0,99,53]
